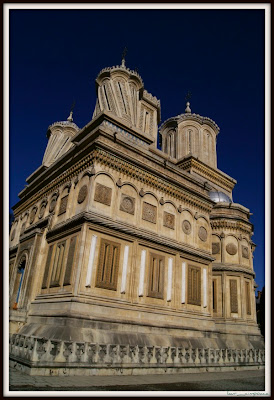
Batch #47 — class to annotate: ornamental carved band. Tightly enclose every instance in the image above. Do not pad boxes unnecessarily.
[212,242,220,254]
[230,279,238,313]
[78,185,88,204]
[242,245,249,259]
[198,226,208,242]
[182,220,191,235]
[163,211,175,229]
[120,194,136,215]
[142,202,157,224]
[94,183,112,206]
[226,243,238,255]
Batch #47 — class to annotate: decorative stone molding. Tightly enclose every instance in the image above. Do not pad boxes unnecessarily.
[38,199,48,219]
[29,206,38,224]
[9,333,265,373]
[226,243,238,255]
[210,220,251,235]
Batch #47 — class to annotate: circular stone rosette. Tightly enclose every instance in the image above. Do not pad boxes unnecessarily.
[198,226,208,242]
[77,185,88,204]
[226,243,238,255]
[120,196,135,214]
[182,220,191,235]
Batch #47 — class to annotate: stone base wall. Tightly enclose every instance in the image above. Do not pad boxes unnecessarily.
[9,333,265,376]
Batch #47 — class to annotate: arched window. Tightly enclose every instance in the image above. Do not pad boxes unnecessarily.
[12,258,26,310]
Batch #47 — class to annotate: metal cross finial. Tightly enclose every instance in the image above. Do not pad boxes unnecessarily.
[67,100,75,122]
[185,91,192,102]
[121,47,128,67]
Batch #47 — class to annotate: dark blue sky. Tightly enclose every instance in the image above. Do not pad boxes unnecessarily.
[9,9,265,291]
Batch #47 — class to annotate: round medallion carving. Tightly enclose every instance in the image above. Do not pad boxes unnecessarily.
[120,196,135,214]
[198,226,208,242]
[29,208,37,224]
[39,203,46,219]
[182,220,191,235]
[212,242,220,254]
[49,197,57,213]
[78,185,88,204]
[226,243,238,255]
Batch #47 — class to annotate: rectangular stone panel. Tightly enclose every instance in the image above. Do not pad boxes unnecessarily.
[230,279,238,313]
[142,202,157,224]
[147,253,164,299]
[58,195,68,215]
[163,211,175,229]
[95,239,120,290]
[245,281,251,315]
[94,183,112,206]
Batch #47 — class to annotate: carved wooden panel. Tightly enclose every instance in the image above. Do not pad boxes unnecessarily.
[142,202,157,224]
[212,242,220,254]
[94,183,112,206]
[198,226,208,242]
[182,220,191,235]
[63,236,77,286]
[78,185,88,204]
[147,253,165,299]
[163,211,175,230]
[42,245,54,289]
[95,239,120,290]
[245,281,251,315]
[188,266,201,306]
[120,194,135,215]
[242,245,249,259]
[58,195,68,216]
[230,279,238,313]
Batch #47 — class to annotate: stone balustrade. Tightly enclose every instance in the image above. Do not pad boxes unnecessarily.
[9,333,265,370]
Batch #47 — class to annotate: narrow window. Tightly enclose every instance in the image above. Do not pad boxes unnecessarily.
[50,241,66,287]
[12,260,26,309]
[230,279,238,313]
[188,266,201,306]
[95,239,121,290]
[118,81,127,113]
[144,111,150,134]
[212,279,217,312]
[245,281,251,315]
[148,253,164,299]
[103,85,111,110]
[188,130,192,153]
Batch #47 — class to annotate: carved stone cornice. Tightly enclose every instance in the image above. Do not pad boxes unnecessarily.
[177,157,236,192]
[47,211,214,263]
[94,149,212,213]
[212,263,255,277]
[210,219,252,235]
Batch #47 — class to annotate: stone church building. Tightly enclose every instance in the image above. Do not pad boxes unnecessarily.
[9,59,264,375]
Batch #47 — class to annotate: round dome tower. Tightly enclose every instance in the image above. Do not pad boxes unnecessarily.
[160,101,220,168]
[42,111,80,167]
[92,55,161,143]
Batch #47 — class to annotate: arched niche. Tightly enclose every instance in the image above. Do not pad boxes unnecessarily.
[212,234,221,262]
[92,173,116,217]
[224,234,239,264]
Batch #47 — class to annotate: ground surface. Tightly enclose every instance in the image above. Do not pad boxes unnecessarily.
[7,367,266,393]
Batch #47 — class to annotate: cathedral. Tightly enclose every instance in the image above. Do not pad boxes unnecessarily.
[9,58,264,375]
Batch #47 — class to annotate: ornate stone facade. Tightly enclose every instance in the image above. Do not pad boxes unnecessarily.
[9,59,264,376]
